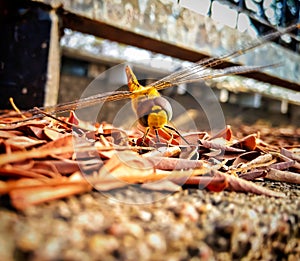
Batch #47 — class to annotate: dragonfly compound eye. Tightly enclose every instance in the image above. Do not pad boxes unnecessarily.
[136,96,173,128]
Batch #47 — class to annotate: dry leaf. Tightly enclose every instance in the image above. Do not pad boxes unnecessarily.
[91,177,128,191]
[0,145,76,166]
[218,171,285,197]
[28,126,46,139]
[98,151,154,182]
[0,107,298,209]
[232,151,261,167]
[143,146,181,158]
[0,130,22,139]
[281,147,300,162]
[172,175,228,192]
[141,180,181,192]
[238,170,267,180]
[209,125,232,141]
[43,127,64,140]
[0,166,52,180]
[266,168,300,184]
[37,160,79,175]
[180,131,209,145]
[147,157,203,170]
[200,139,245,153]
[5,136,46,149]
[10,182,92,210]
[232,134,257,151]
[39,134,73,150]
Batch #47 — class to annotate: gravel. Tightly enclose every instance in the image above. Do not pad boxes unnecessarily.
[0,181,299,261]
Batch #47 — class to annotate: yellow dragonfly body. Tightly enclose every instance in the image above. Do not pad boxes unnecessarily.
[125,66,174,142]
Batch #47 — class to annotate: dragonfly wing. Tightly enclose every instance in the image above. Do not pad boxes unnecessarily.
[151,63,279,90]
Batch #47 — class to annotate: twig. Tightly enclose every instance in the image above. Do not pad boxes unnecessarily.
[9,97,27,119]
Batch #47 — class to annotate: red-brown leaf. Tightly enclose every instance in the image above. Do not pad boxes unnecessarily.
[233,134,257,151]
[10,182,92,210]
[218,171,285,197]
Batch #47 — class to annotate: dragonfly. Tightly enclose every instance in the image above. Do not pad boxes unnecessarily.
[2,24,299,142]
[125,65,185,144]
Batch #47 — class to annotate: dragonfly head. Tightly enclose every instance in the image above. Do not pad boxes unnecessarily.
[125,65,143,92]
[136,96,173,129]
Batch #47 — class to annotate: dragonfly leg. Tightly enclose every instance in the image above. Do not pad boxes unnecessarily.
[141,127,150,146]
[155,129,160,143]
[164,125,190,145]
[164,125,199,160]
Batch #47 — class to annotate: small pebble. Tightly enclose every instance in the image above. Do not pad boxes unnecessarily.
[138,210,152,222]
[89,234,119,254]
[180,203,199,222]
[16,228,42,251]
[146,232,167,252]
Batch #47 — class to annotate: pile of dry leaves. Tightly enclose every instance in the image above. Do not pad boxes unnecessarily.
[0,110,299,210]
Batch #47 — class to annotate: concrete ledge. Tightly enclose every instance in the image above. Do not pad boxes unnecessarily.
[32,0,300,92]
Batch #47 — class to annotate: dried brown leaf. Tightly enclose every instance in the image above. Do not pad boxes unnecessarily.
[91,177,128,191]
[218,171,285,197]
[200,139,245,153]
[0,130,22,139]
[171,175,228,192]
[0,120,47,130]
[38,134,73,150]
[28,126,46,139]
[204,149,223,157]
[10,182,92,210]
[141,180,182,192]
[281,147,300,162]
[181,131,209,145]
[233,134,257,151]
[229,153,276,175]
[0,166,53,180]
[0,178,49,194]
[0,180,8,193]
[99,151,154,182]
[269,160,295,170]
[232,151,261,167]
[209,125,232,141]
[179,146,199,160]
[37,160,79,175]
[266,168,300,184]
[238,170,267,180]
[0,146,74,166]
[148,157,203,170]
[143,146,181,158]
[5,136,46,149]
[43,127,65,140]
